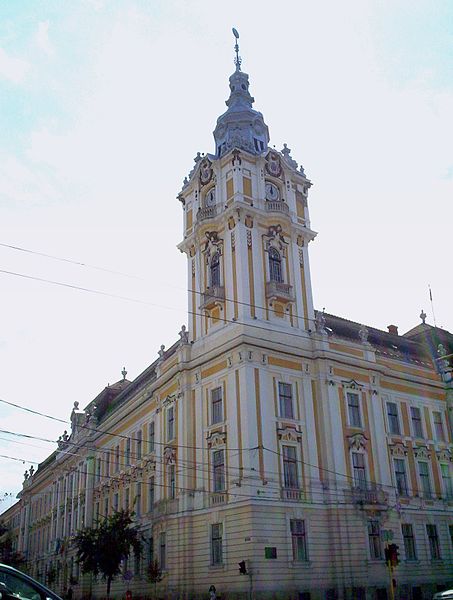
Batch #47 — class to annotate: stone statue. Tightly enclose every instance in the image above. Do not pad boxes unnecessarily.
[179,325,189,344]
[358,325,369,344]
[315,310,327,334]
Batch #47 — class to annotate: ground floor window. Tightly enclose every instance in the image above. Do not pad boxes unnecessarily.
[211,523,223,565]
[290,519,308,561]
[368,520,382,559]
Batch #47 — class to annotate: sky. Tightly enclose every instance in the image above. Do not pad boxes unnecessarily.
[1,0,452,511]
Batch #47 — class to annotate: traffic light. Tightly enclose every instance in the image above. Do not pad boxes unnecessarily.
[238,560,247,575]
[386,544,400,567]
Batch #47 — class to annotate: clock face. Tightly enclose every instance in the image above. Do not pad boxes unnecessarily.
[205,188,216,206]
[265,182,280,201]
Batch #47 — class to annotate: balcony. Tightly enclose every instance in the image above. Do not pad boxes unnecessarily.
[265,281,295,303]
[209,492,227,506]
[281,487,305,502]
[348,485,388,509]
[265,200,289,214]
[197,206,218,222]
[200,286,225,310]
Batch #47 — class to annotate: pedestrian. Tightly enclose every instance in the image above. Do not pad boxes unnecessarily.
[209,584,216,600]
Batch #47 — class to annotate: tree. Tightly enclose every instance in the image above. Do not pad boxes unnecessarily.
[146,559,162,599]
[74,510,142,598]
[0,521,26,569]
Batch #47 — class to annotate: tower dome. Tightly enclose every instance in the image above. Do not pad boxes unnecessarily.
[213,31,269,158]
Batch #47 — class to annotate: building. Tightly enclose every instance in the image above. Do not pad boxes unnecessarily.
[1,37,452,600]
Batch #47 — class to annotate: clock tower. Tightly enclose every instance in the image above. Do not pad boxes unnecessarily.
[178,35,317,344]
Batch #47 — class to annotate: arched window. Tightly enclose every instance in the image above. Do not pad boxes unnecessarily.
[268,247,283,283]
[210,252,221,288]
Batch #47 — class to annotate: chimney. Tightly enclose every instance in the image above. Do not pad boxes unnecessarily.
[387,324,398,335]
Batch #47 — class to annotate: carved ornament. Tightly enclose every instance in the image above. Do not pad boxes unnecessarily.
[207,431,226,448]
[164,446,177,465]
[277,427,302,442]
[265,151,282,178]
[347,432,368,451]
[389,443,407,458]
[414,446,430,460]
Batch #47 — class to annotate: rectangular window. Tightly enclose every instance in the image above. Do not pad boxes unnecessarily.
[387,402,401,435]
[149,476,155,512]
[167,406,175,441]
[105,451,110,477]
[149,421,155,453]
[134,550,141,575]
[418,462,432,497]
[103,497,108,518]
[159,532,166,570]
[148,536,154,565]
[352,452,367,489]
[213,449,225,492]
[426,524,441,560]
[449,524,453,550]
[402,524,417,560]
[169,465,176,499]
[115,445,120,472]
[113,493,119,512]
[135,482,142,517]
[347,392,361,428]
[136,430,142,461]
[394,458,408,496]
[95,458,101,483]
[283,445,299,489]
[125,438,131,466]
[368,520,382,559]
[433,412,445,441]
[290,519,307,561]
[211,523,223,565]
[440,464,452,499]
[211,387,223,424]
[278,382,294,419]
[410,407,423,438]
[125,488,130,511]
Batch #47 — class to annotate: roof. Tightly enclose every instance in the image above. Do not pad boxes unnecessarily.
[322,311,452,370]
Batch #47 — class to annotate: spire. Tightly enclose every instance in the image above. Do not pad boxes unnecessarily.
[213,29,270,158]
[232,27,241,71]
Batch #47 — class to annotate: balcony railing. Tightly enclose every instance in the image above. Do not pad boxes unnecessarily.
[281,487,305,502]
[209,492,227,506]
[200,286,225,310]
[265,201,289,214]
[197,206,218,222]
[348,484,388,507]
[265,281,295,303]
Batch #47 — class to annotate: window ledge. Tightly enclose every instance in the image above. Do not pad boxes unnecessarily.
[430,559,444,564]
[403,559,420,564]
[290,560,311,568]
[366,559,385,565]
[209,564,226,571]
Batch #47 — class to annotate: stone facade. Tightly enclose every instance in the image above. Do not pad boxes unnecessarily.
[1,43,452,600]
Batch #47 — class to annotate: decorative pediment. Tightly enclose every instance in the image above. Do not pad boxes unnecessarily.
[143,456,156,475]
[342,379,363,390]
[164,446,177,465]
[414,445,430,460]
[436,449,452,463]
[129,465,143,481]
[265,151,283,178]
[162,394,176,407]
[277,427,302,443]
[348,432,368,451]
[199,157,213,186]
[263,224,287,254]
[389,443,407,458]
[207,431,226,448]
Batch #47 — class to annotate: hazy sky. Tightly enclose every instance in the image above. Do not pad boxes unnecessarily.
[1,0,452,511]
